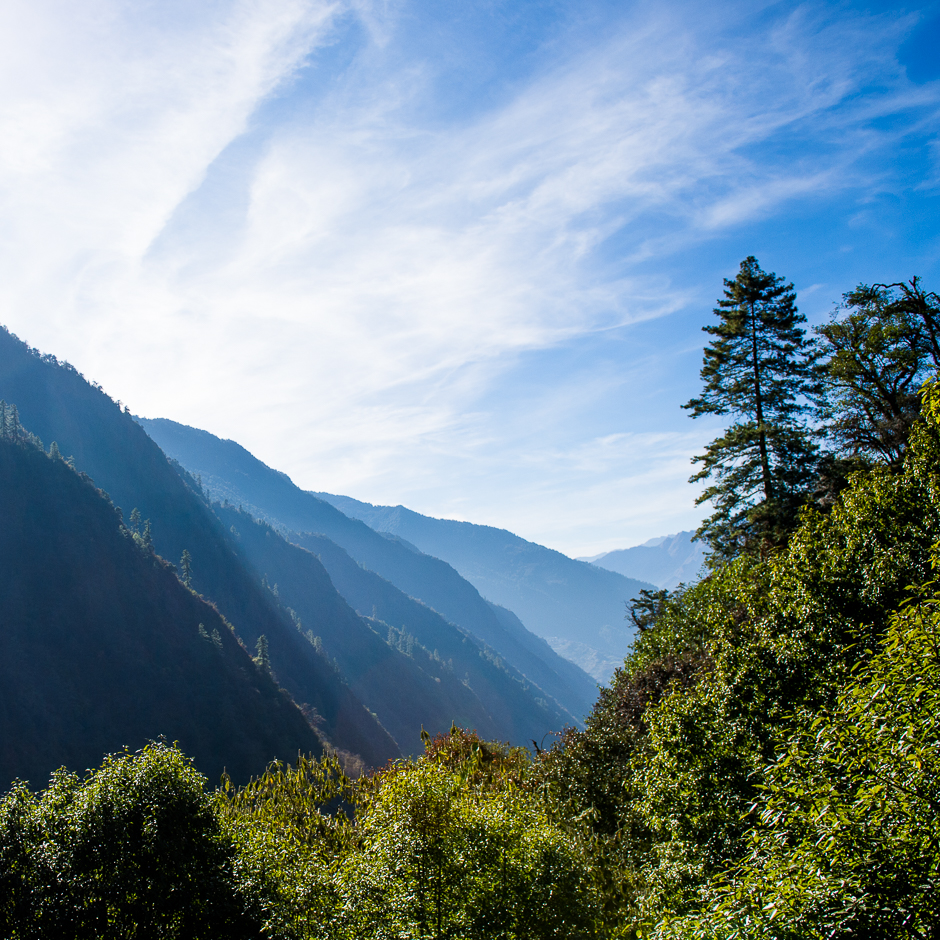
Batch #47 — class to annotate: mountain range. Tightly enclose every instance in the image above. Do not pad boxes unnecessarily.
[0,324,609,785]
[140,418,652,683]
[138,418,605,701]
[312,494,655,682]
[1,321,693,787]
[0,327,403,782]
[582,532,707,590]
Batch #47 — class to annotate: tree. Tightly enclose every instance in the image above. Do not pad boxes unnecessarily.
[685,257,821,558]
[337,730,595,940]
[0,401,23,441]
[0,743,261,939]
[817,277,940,469]
[254,635,272,676]
[142,518,153,552]
[180,549,193,588]
[627,588,673,631]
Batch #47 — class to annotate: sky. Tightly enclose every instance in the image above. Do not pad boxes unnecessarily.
[0,0,938,557]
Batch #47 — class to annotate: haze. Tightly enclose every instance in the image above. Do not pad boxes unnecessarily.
[0,0,937,555]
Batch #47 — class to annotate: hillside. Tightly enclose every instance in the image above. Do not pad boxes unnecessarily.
[0,424,321,789]
[313,496,654,681]
[294,529,585,729]
[139,416,598,711]
[0,327,398,767]
[217,505,574,751]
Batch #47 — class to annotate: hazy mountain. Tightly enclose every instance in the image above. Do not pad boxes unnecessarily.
[139,417,599,712]
[584,532,707,589]
[0,326,398,768]
[294,529,587,732]
[0,425,321,789]
[218,504,575,752]
[314,495,655,683]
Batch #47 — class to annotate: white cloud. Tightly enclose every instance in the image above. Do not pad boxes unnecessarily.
[0,0,340,326]
[0,0,936,553]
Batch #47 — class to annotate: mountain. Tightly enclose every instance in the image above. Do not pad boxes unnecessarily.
[313,495,656,682]
[217,504,573,752]
[0,326,398,768]
[0,422,322,789]
[584,531,707,589]
[139,417,598,712]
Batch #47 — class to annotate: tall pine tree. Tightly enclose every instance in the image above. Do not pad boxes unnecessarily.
[685,256,820,558]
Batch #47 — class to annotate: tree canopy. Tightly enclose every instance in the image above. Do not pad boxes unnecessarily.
[817,277,940,469]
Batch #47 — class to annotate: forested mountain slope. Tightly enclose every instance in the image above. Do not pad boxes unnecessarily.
[140,416,597,715]
[0,426,321,789]
[314,495,654,681]
[294,529,583,731]
[217,505,574,751]
[0,327,397,767]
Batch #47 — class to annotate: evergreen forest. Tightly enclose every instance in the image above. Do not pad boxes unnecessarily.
[2,263,940,937]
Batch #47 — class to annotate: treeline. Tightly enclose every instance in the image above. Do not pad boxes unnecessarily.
[0,735,594,939]
[1,266,939,938]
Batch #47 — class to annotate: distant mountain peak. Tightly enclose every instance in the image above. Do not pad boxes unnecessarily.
[585,531,707,591]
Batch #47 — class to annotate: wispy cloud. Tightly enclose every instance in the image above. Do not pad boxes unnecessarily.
[0,0,936,552]
[0,0,339,315]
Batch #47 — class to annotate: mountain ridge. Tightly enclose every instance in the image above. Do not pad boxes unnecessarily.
[217,504,573,751]
[139,416,599,710]
[583,531,707,590]
[0,424,322,788]
[0,326,398,768]
[313,493,655,681]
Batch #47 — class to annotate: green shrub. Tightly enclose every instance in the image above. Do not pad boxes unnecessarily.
[0,742,261,939]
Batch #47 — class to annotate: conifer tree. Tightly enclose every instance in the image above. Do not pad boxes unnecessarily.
[685,257,821,558]
[1,402,22,440]
[179,550,193,588]
[253,635,272,676]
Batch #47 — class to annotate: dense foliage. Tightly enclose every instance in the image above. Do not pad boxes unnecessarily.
[532,305,940,935]
[0,744,261,939]
[0,736,596,939]
[2,273,939,938]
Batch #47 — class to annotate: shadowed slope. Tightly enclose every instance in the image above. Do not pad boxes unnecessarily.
[317,495,654,680]
[217,505,533,753]
[0,432,321,789]
[140,416,595,716]
[0,327,397,767]
[294,529,579,737]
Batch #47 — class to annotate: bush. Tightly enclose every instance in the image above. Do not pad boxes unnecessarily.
[0,742,261,939]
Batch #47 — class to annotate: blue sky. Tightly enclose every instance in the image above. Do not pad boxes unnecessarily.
[0,0,938,556]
